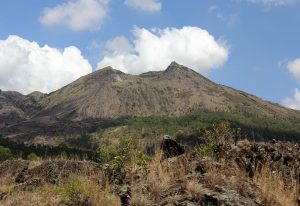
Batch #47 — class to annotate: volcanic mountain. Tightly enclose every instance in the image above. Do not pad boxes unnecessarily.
[0,62,299,140]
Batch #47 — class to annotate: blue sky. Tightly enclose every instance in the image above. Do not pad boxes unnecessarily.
[0,0,300,109]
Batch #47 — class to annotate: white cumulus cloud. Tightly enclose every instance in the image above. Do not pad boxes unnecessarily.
[281,58,300,110]
[98,27,229,74]
[287,58,300,81]
[282,88,300,110]
[39,0,110,31]
[125,0,161,12]
[0,35,92,94]
[247,0,296,6]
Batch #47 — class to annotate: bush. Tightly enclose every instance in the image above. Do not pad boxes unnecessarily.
[97,136,136,166]
[97,136,151,167]
[27,152,40,161]
[0,145,13,163]
[195,122,240,156]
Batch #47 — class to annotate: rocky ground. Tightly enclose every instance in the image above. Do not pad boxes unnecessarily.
[0,139,299,206]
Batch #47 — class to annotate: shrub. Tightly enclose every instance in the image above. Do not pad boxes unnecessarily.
[0,145,13,163]
[27,152,40,161]
[195,122,240,156]
[97,136,151,167]
[40,176,120,205]
[134,151,152,166]
[97,146,118,164]
[97,136,136,166]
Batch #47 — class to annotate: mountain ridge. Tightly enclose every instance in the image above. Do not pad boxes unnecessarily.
[1,62,300,141]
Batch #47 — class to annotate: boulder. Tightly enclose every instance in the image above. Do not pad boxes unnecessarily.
[160,135,185,159]
[118,185,131,206]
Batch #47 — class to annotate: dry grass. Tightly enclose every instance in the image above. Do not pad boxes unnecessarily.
[129,153,189,205]
[253,165,299,206]
[0,191,47,206]
[0,175,15,194]
[146,154,171,200]
[1,141,299,206]
[165,194,182,204]
[186,180,207,199]
[0,174,121,206]
[130,192,151,206]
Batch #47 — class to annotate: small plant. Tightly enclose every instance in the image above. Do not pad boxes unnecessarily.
[97,146,118,164]
[134,151,152,166]
[112,155,126,167]
[59,177,83,203]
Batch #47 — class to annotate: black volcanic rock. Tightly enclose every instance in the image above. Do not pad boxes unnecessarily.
[161,135,185,159]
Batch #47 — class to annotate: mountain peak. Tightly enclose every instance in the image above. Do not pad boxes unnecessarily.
[165,61,186,71]
[169,61,181,67]
[96,66,124,75]
[164,61,192,74]
[81,66,126,84]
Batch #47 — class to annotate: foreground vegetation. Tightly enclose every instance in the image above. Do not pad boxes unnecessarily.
[0,122,299,205]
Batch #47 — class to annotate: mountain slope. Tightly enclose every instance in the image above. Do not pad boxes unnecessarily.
[33,62,299,121]
[0,90,41,128]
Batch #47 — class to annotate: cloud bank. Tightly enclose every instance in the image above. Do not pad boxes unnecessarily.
[39,0,109,31]
[124,0,161,12]
[0,35,92,94]
[98,26,229,74]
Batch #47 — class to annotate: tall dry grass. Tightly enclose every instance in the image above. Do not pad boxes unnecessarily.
[253,164,299,206]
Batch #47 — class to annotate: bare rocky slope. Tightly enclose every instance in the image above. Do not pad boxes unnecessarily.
[0,90,42,128]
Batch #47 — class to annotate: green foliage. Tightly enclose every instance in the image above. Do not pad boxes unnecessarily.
[134,151,152,166]
[111,155,126,167]
[26,152,40,161]
[0,145,13,163]
[97,136,151,167]
[97,136,136,166]
[59,177,83,203]
[97,146,118,165]
[195,122,240,156]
